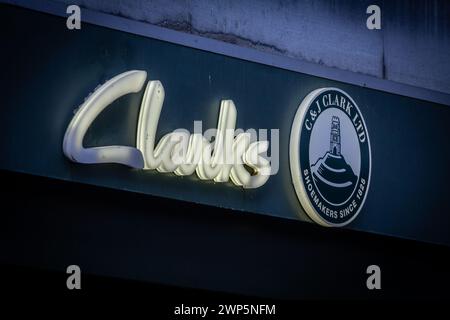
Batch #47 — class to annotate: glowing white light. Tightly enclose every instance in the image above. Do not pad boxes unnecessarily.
[63,70,146,168]
[64,70,272,189]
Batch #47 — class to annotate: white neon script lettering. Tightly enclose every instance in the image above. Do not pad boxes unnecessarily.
[63,70,271,188]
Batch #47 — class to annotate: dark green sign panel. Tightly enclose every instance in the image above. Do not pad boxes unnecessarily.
[1,5,449,246]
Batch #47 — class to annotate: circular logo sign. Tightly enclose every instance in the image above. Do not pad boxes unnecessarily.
[289,88,371,227]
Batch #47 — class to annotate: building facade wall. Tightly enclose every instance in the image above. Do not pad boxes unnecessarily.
[55,0,450,95]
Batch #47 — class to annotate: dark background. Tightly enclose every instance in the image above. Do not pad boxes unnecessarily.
[2,169,450,300]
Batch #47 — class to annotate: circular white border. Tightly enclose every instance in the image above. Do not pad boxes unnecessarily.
[289,87,372,227]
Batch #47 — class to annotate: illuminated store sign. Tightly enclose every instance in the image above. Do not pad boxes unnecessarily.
[4,5,449,244]
[63,70,272,189]
[63,70,371,227]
